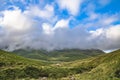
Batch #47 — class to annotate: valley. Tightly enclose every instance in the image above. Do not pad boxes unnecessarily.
[0,49,120,80]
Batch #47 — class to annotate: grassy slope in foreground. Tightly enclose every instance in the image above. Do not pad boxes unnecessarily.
[0,50,51,80]
[62,49,120,80]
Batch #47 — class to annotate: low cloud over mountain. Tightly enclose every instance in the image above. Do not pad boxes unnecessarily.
[0,0,120,51]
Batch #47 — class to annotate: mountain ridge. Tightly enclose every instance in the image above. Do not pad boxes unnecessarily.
[12,49,105,62]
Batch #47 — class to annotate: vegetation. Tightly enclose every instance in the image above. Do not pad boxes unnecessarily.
[13,49,104,62]
[0,50,48,67]
[0,49,120,80]
[61,49,120,80]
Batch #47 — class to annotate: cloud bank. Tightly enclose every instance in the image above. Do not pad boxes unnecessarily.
[0,0,120,51]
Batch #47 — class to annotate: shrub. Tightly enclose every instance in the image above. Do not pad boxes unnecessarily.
[24,66,40,79]
[70,66,94,74]
[48,67,69,78]
[2,68,22,80]
[39,68,49,77]
[0,62,6,67]
[115,70,120,78]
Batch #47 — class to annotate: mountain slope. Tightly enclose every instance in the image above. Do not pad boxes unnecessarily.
[0,50,48,68]
[61,49,120,80]
[0,49,120,80]
[13,49,104,62]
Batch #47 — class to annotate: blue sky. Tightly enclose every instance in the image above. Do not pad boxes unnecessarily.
[0,0,120,51]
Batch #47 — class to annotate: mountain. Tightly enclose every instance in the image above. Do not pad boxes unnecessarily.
[12,49,104,62]
[1,49,120,80]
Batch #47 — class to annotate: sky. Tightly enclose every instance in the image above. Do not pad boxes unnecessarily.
[0,0,120,51]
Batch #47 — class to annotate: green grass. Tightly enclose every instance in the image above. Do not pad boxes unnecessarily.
[61,49,120,80]
[13,49,104,62]
[0,50,50,68]
[0,49,120,80]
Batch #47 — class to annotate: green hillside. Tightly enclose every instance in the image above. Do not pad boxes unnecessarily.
[61,49,120,80]
[0,50,48,68]
[0,49,120,80]
[13,49,104,62]
[0,50,51,80]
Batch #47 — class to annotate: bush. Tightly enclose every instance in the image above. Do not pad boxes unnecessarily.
[70,66,94,74]
[39,68,49,77]
[0,66,73,79]
[115,70,120,78]
[1,68,22,80]
[47,67,69,78]
[0,62,6,67]
[0,66,43,79]
[24,66,40,79]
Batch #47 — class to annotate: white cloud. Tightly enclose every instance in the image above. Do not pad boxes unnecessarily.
[89,28,104,38]
[25,4,54,19]
[102,17,117,25]
[0,7,36,51]
[106,25,120,41]
[57,0,82,15]
[42,19,70,35]
[89,24,120,50]
[0,8,33,31]
[53,19,69,30]
[42,23,53,35]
